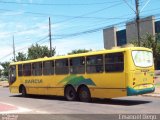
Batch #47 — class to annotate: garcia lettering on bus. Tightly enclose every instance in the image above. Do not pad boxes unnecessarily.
[25,79,43,84]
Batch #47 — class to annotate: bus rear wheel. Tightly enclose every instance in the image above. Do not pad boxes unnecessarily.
[21,86,27,97]
[65,86,77,101]
[78,86,91,102]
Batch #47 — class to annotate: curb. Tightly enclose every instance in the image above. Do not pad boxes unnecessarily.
[143,94,160,98]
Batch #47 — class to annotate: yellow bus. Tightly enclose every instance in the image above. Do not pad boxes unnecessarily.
[9,46,155,102]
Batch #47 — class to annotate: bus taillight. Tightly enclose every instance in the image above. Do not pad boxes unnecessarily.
[133,82,135,85]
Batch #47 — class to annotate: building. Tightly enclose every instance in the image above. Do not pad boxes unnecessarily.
[103,16,160,69]
[103,16,160,49]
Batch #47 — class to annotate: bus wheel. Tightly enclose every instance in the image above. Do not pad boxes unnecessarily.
[21,86,27,97]
[78,86,91,102]
[65,86,77,101]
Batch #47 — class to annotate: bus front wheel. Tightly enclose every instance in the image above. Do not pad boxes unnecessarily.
[21,86,27,97]
[78,86,91,102]
[65,86,77,101]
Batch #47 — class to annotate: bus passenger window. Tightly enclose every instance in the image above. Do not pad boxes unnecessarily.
[55,59,69,74]
[43,61,54,75]
[105,52,124,72]
[86,55,103,73]
[70,57,85,74]
[18,64,23,76]
[32,62,42,76]
[23,63,31,76]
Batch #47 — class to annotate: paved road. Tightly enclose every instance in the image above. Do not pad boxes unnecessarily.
[0,87,160,119]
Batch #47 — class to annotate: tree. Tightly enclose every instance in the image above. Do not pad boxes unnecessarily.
[0,69,2,77]
[131,33,160,69]
[68,49,91,55]
[27,44,55,60]
[15,52,27,61]
[0,62,10,77]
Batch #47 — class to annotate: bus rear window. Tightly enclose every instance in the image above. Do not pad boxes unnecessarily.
[132,51,153,67]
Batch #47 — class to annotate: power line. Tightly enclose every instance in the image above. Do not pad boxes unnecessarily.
[55,2,124,24]
[0,0,121,6]
[140,0,152,12]
[50,17,160,40]
[0,4,159,38]
[123,0,136,13]
[0,2,124,37]
[1,17,160,61]
[0,35,49,61]
[0,10,131,20]
[0,2,123,20]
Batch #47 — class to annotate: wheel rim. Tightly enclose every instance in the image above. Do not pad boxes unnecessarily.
[78,87,91,102]
[80,90,88,99]
[65,86,76,101]
[69,91,74,98]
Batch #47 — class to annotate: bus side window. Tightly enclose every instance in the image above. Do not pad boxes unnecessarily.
[23,63,31,76]
[18,64,23,76]
[86,55,103,73]
[55,59,69,75]
[43,61,54,75]
[70,57,85,74]
[105,52,124,72]
[32,62,42,76]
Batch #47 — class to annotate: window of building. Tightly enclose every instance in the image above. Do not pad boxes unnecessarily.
[105,52,124,72]
[70,57,85,74]
[86,55,103,73]
[32,62,42,76]
[23,63,31,76]
[18,64,23,76]
[43,61,54,75]
[116,29,127,46]
[55,59,69,74]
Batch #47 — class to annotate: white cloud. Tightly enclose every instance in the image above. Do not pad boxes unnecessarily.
[1,11,24,16]
[53,37,103,55]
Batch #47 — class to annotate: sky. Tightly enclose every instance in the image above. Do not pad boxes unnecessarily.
[0,0,160,62]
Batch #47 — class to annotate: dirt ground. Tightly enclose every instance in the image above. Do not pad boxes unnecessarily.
[0,81,9,87]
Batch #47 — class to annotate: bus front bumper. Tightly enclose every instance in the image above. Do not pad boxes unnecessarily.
[127,86,155,96]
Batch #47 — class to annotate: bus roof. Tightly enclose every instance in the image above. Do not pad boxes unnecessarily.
[10,46,152,65]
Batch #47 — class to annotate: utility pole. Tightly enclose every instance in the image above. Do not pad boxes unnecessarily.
[49,17,52,57]
[13,36,16,61]
[135,0,140,46]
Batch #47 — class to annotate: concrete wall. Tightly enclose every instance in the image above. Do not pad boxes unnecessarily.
[103,27,117,49]
[126,16,155,43]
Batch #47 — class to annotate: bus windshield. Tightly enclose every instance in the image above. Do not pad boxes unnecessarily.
[132,50,153,67]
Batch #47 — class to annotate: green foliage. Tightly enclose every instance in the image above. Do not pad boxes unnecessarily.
[27,44,56,60]
[0,69,2,77]
[130,33,160,69]
[0,77,8,81]
[0,62,10,76]
[68,49,91,55]
[14,44,56,61]
[16,52,27,61]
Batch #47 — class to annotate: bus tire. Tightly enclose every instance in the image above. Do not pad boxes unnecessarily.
[78,86,91,102]
[65,85,77,101]
[21,86,27,97]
